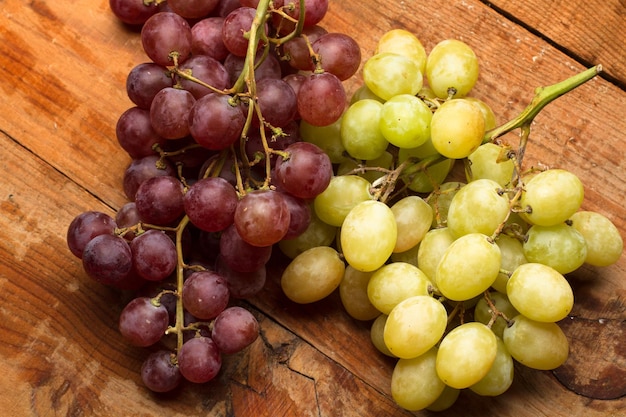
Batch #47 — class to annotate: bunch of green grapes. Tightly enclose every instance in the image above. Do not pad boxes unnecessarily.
[279,29,623,411]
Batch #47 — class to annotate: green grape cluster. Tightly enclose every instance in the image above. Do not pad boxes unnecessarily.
[279,28,623,411]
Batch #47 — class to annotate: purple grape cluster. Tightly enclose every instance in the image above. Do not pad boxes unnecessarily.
[67,0,361,393]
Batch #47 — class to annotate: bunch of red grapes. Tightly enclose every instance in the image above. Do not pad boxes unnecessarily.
[67,0,361,393]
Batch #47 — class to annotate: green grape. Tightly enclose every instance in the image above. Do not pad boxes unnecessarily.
[339,266,380,321]
[405,158,455,194]
[503,314,569,370]
[350,84,385,104]
[367,262,431,315]
[336,158,359,176]
[398,137,438,159]
[435,322,497,389]
[417,227,455,282]
[370,314,395,357]
[523,223,587,274]
[390,243,420,266]
[465,97,497,131]
[390,196,433,253]
[492,234,527,293]
[430,98,485,159]
[278,209,337,259]
[340,200,397,272]
[362,151,394,184]
[376,29,427,74]
[473,292,519,339]
[384,295,447,359]
[466,143,515,186]
[569,211,624,266]
[379,94,432,149]
[340,99,389,160]
[426,181,465,228]
[436,233,501,301]
[469,337,514,396]
[363,52,423,100]
[446,178,510,238]
[299,117,347,164]
[281,246,345,304]
[391,348,445,411]
[520,169,584,226]
[426,385,460,412]
[507,263,573,322]
[426,39,479,99]
[313,175,373,227]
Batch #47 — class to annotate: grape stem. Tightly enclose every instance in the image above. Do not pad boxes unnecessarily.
[483,291,514,328]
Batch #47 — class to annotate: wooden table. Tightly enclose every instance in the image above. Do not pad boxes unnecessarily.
[1,0,624,416]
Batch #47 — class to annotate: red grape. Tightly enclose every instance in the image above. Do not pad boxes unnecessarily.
[119,296,170,347]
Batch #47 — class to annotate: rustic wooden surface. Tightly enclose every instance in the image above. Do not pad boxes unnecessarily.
[0,0,625,416]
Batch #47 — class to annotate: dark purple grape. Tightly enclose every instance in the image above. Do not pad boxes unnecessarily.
[134,176,185,225]
[123,155,177,201]
[250,78,297,128]
[126,62,173,110]
[67,211,117,258]
[188,92,245,150]
[119,296,170,347]
[167,0,219,19]
[141,12,192,66]
[131,230,178,281]
[215,255,266,299]
[273,0,328,34]
[149,87,196,140]
[279,191,311,239]
[116,107,165,159]
[211,306,259,354]
[223,51,281,87]
[219,224,272,272]
[297,72,346,126]
[274,142,332,199]
[312,32,361,81]
[115,202,141,241]
[141,350,182,393]
[234,189,290,247]
[191,17,229,61]
[109,0,159,26]
[214,0,241,17]
[82,234,133,286]
[182,271,230,319]
[177,55,230,99]
[282,25,327,71]
[198,154,238,184]
[184,177,239,232]
[222,7,266,57]
[177,337,222,383]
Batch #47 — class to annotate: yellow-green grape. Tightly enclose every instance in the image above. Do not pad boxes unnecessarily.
[503,314,569,370]
[313,175,373,227]
[390,196,433,253]
[278,209,337,259]
[384,295,447,359]
[336,158,359,176]
[466,143,515,187]
[341,200,397,272]
[362,151,394,184]
[426,385,460,412]
[446,178,510,238]
[469,337,514,396]
[474,292,519,338]
[492,234,527,293]
[436,233,501,301]
[569,211,624,266]
[367,262,431,315]
[350,84,385,104]
[299,117,347,164]
[435,322,497,389]
[404,158,455,194]
[376,29,427,74]
[379,94,432,149]
[390,348,445,411]
[427,181,465,228]
[417,227,455,282]
[390,243,420,266]
[281,246,345,304]
[523,223,587,274]
[465,97,497,131]
[426,39,479,99]
[363,52,423,101]
[507,263,573,322]
[339,266,380,321]
[431,99,485,159]
[398,137,438,159]
[370,314,396,357]
[340,99,389,160]
[520,169,584,226]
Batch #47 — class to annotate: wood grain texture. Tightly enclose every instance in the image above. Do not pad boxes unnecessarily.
[0,0,625,416]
